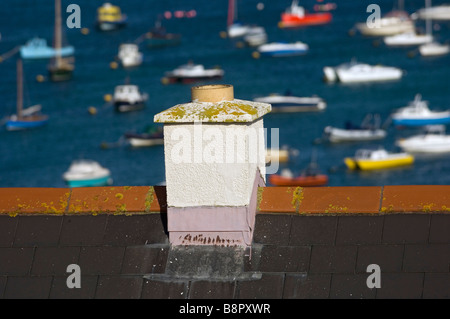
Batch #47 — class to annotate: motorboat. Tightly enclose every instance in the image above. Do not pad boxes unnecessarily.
[243,27,267,47]
[344,148,414,171]
[253,92,326,112]
[96,3,127,31]
[396,125,450,154]
[419,42,450,56]
[255,41,309,57]
[63,160,112,187]
[384,31,433,46]
[355,10,415,36]
[124,125,164,147]
[391,94,450,126]
[113,84,148,113]
[162,62,224,84]
[5,59,49,131]
[413,4,450,21]
[279,0,332,28]
[323,60,403,83]
[118,43,143,68]
[20,37,74,59]
[323,114,386,143]
[269,166,328,187]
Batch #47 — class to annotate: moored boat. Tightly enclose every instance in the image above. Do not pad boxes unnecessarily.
[255,41,309,57]
[96,2,127,31]
[344,148,414,171]
[391,94,450,126]
[63,160,112,187]
[145,20,181,48]
[396,125,450,154]
[419,41,450,56]
[5,59,49,131]
[113,84,148,113]
[269,168,328,187]
[323,60,403,83]
[162,61,224,84]
[253,93,326,112]
[124,125,164,147]
[48,0,74,82]
[323,114,386,143]
[20,37,74,60]
[279,0,332,28]
[355,10,414,36]
[384,31,433,47]
[118,43,143,68]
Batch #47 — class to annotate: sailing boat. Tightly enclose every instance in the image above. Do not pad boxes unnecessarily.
[227,0,261,38]
[419,0,450,56]
[5,59,49,131]
[48,0,74,82]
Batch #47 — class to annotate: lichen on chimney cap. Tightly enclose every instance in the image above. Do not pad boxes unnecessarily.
[154,84,271,123]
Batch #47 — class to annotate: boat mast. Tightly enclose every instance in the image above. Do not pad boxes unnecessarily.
[16,59,23,119]
[227,0,235,26]
[425,0,432,36]
[53,0,62,66]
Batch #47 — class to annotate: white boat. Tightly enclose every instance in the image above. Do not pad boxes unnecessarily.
[243,27,267,47]
[323,114,386,143]
[384,31,433,46]
[118,43,143,68]
[226,0,262,38]
[413,4,450,21]
[355,10,415,36]
[256,41,309,57]
[162,62,224,84]
[253,93,326,112]
[391,94,450,126]
[419,42,450,56]
[418,1,450,57]
[323,60,403,83]
[63,160,112,187]
[396,125,450,153]
[113,84,148,113]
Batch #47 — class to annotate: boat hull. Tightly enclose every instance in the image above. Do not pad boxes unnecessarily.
[97,20,127,31]
[325,127,386,143]
[127,137,164,147]
[269,174,328,187]
[279,12,332,28]
[64,175,112,187]
[114,101,146,113]
[20,45,74,59]
[163,74,223,84]
[345,155,414,170]
[392,117,450,126]
[5,117,49,131]
[48,66,73,82]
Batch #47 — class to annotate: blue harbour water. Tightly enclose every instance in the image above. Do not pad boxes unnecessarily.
[0,0,450,188]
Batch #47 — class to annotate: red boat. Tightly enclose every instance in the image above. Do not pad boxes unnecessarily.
[269,172,328,187]
[279,0,332,28]
[269,164,328,187]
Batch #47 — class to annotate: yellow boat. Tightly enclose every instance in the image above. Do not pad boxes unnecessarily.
[96,3,127,31]
[344,148,414,170]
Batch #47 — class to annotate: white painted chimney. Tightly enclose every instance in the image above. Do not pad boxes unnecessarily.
[154,84,271,247]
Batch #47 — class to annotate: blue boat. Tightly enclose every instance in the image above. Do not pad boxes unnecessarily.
[255,41,309,58]
[392,94,450,126]
[5,59,49,131]
[20,37,74,59]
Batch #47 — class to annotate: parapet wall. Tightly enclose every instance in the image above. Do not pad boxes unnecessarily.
[0,185,449,299]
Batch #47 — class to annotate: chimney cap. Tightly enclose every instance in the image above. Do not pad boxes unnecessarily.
[154,84,271,124]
